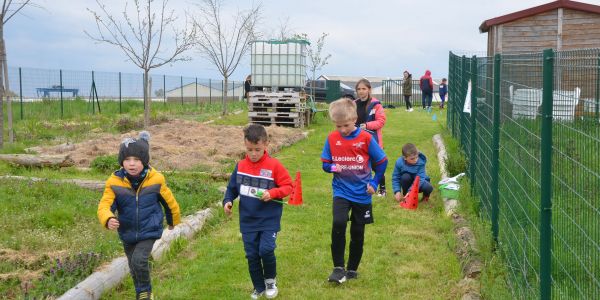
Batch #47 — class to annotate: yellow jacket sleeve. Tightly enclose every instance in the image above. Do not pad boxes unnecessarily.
[160,181,181,226]
[97,180,116,228]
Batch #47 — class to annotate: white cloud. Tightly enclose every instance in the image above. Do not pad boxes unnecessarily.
[7,0,600,80]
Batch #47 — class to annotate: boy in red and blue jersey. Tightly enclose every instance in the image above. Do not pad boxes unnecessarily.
[223,124,293,299]
[321,98,388,284]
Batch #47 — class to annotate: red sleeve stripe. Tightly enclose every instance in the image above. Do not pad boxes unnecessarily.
[375,157,388,165]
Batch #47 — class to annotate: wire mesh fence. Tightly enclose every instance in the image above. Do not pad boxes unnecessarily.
[448,49,600,299]
[8,67,245,120]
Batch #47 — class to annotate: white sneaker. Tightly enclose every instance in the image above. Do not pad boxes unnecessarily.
[251,289,264,299]
[408,108,414,112]
[265,278,278,299]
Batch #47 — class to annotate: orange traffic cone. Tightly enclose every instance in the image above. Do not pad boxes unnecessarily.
[288,171,303,206]
[400,175,420,210]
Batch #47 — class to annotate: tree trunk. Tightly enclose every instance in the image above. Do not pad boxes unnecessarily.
[0,25,4,148]
[0,64,3,148]
[143,69,150,128]
[0,154,74,167]
[0,175,104,191]
[1,36,12,143]
[222,76,228,115]
[58,208,213,300]
[312,69,316,102]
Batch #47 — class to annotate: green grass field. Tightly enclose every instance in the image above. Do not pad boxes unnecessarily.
[0,105,513,299]
[102,108,469,299]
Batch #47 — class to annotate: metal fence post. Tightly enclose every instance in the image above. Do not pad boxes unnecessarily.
[119,72,122,114]
[491,53,501,245]
[540,48,554,300]
[209,78,212,104]
[195,77,198,107]
[60,69,64,118]
[461,56,468,151]
[596,54,600,121]
[448,54,453,135]
[180,76,184,105]
[470,56,478,191]
[19,67,23,120]
[91,71,95,114]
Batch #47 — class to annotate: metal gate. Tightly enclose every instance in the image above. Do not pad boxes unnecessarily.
[381,79,423,108]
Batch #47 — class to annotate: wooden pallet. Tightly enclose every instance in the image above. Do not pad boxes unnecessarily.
[248,102,306,113]
[249,91,300,98]
[248,111,301,118]
[249,91,304,104]
[249,115,304,128]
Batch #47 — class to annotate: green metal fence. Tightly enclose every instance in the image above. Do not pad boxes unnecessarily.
[448,49,600,299]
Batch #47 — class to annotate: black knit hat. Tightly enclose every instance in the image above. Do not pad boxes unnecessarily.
[118,131,150,167]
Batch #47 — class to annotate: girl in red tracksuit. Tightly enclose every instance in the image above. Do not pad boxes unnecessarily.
[354,78,387,196]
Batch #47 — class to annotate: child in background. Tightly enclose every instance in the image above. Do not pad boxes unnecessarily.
[321,98,388,283]
[403,71,413,112]
[98,131,181,300]
[420,70,434,110]
[223,124,293,299]
[354,78,388,196]
[439,78,448,109]
[392,143,433,203]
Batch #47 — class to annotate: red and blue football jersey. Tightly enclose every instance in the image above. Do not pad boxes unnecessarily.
[321,128,387,204]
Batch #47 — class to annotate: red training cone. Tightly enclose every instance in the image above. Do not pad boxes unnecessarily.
[400,175,420,210]
[288,171,303,206]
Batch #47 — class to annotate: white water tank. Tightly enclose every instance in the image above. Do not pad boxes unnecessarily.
[251,39,309,88]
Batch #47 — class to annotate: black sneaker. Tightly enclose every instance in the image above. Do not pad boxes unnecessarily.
[328,267,346,283]
[377,188,387,197]
[346,270,358,280]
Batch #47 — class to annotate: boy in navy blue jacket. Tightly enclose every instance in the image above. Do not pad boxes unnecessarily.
[439,78,448,109]
[223,124,293,299]
[321,98,388,283]
[392,143,433,202]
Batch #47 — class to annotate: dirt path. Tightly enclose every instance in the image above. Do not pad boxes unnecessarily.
[32,119,307,171]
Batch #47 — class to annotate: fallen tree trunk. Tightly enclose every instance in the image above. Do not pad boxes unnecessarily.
[58,208,213,300]
[0,176,105,192]
[0,154,74,167]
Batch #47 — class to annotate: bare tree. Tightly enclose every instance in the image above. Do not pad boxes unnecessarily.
[275,16,294,41]
[0,0,39,147]
[192,0,261,115]
[300,32,331,102]
[87,0,195,128]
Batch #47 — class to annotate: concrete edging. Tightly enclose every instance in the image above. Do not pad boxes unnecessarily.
[433,134,482,300]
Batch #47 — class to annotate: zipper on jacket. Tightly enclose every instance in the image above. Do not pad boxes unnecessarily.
[135,173,150,242]
[122,171,150,242]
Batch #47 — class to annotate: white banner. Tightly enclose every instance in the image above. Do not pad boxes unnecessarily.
[463,80,472,114]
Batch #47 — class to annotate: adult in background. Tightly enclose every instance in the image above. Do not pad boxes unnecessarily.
[244,75,252,101]
[354,78,388,197]
[420,70,434,110]
[402,71,413,112]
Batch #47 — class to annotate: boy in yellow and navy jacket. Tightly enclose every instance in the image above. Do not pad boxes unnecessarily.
[98,131,180,300]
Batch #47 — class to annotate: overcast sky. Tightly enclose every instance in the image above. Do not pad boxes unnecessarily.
[7,0,598,80]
